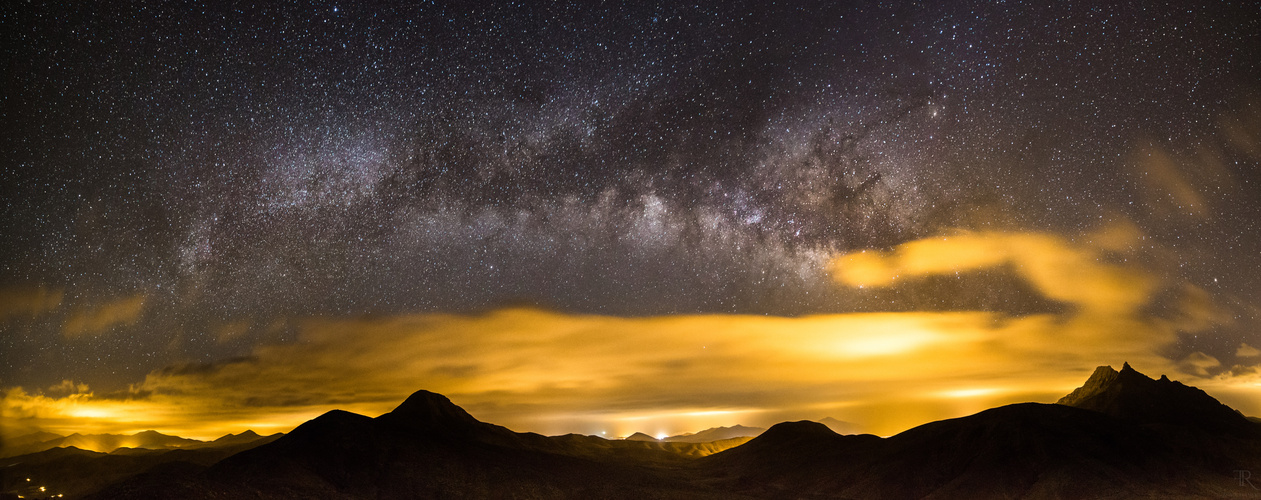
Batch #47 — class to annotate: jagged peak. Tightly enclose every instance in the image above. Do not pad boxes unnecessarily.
[1057,362,1253,434]
[1057,364,1121,406]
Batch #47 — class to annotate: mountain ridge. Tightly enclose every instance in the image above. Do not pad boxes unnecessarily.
[1056,362,1256,435]
[14,363,1259,499]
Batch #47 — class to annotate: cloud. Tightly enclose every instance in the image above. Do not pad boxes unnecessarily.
[0,286,62,321]
[215,320,253,344]
[62,294,147,338]
[0,307,1180,440]
[1130,143,1209,218]
[8,229,1259,440]
[46,380,90,397]
[828,230,1155,316]
[1179,352,1222,377]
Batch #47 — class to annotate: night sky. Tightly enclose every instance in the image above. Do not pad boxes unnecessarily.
[3,1,1260,439]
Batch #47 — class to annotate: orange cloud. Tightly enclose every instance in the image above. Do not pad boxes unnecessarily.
[214,320,254,344]
[829,230,1155,316]
[6,230,1257,441]
[0,286,62,321]
[0,306,1183,440]
[62,294,147,338]
[1130,144,1208,218]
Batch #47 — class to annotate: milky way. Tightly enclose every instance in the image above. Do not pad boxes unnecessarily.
[2,1,1260,418]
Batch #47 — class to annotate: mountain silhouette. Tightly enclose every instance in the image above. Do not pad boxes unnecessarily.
[2,430,209,458]
[700,363,1261,498]
[376,390,483,431]
[663,425,764,443]
[85,390,740,499]
[623,431,659,441]
[1058,362,1257,435]
[20,364,1259,499]
[0,431,279,499]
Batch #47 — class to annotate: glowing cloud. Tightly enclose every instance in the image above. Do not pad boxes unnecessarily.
[829,230,1155,315]
[6,230,1259,441]
[0,286,62,321]
[62,294,147,338]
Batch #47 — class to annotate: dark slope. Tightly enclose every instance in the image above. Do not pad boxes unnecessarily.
[0,433,279,499]
[700,365,1261,499]
[73,366,1261,499]
[700,420,882,495]
[703,403,1250,499]
[87,391,741,499]
[852,403,1180,499]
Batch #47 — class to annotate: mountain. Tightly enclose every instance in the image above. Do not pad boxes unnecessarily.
[86,390,739,499]
[663,425,764,443]
[20,364,1260,499]
[4,430,62,449]
[197,430,268,447]
[1,430,204,458]
[699,363,1261,498]
[816,416,861,434]
[1058,362,1257,435]
[0,432,280,499]
[623,431,659,441]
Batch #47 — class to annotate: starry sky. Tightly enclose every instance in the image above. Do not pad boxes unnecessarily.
[3,1,1261,440]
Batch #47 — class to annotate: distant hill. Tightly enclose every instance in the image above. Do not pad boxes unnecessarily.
[816,416,861,434]
[663,425,764,443]
[85,390,738,499]
[0,432,280,499]
[623,431,659,441]
[2,430,201,457]
[701,363,1261,498]
[7,363,1258,499]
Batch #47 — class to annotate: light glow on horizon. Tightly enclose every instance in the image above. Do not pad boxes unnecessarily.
[4,229,1257,441]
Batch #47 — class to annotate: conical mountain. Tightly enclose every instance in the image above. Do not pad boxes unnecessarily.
[88,389,729,499]
[383,390,478,422]
[704,421,869,467]
[78,372,1261,500]
[375,390,485,434]
[624,432,659,442]
[1057,362,1255,435]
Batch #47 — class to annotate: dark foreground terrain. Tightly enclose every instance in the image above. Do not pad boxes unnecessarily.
[6,363,1261,499]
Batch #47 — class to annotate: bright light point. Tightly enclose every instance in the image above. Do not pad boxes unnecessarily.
[938,388,999,398]
[680,410,735,417]
[656,433,667,440]
[837,329,940,357]
[68,408,114,418]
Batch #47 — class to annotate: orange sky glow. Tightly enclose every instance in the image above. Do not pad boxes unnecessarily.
[5,227,1259,444]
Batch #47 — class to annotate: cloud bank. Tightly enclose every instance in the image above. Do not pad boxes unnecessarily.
[4,229,1254,440]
